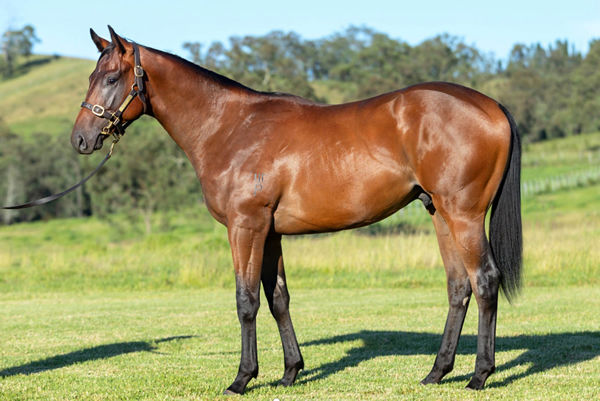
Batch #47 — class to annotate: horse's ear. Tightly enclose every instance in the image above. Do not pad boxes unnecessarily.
[90,28,109,52]
[107,25,126,54]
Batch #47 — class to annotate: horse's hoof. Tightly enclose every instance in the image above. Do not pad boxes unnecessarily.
[465,378,484,390]
[279,378,293,387]
[223,388,242,396]
[278,367,301,387]
[420,372,442,385]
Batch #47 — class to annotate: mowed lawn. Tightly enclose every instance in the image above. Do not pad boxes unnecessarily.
[0,287,599,401]
[1,182,599,399]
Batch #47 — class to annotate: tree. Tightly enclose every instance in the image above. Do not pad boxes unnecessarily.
[571,39,600,134]
[183,31,319,100]
[1,24,40,77]
[0,119,21,224]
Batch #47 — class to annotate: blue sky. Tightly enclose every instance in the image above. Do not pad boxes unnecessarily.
[3,0,599,61]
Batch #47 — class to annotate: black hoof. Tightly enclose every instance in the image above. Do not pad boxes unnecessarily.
[279,376,295,387]
[278,363,302,387]
[420,369,445,385]
[465,378,484,390]
[420,377,438,385]
[224,386,243,396]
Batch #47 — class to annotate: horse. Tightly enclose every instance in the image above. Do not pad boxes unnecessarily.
[71,26,522,394]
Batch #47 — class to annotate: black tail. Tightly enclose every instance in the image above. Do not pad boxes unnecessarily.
[490,104,523,302]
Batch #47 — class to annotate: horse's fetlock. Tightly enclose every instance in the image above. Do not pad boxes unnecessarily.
[286,358,304,371]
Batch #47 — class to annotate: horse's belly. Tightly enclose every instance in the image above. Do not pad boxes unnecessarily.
[273,168,415,234]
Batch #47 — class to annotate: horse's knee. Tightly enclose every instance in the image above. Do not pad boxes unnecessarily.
[447,276,472,308]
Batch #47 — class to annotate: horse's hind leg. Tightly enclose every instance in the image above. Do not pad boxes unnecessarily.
[422,212,472,385]
[261,233,304,386]
[439,209,500,390]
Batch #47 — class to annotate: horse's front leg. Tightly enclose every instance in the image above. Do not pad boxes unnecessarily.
[224,213,271,395]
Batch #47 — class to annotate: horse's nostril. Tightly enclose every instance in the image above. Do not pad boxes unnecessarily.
[77,134,87,151]
[94,134,105,150]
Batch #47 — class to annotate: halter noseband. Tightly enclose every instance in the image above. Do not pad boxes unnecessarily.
[80,42,147,142]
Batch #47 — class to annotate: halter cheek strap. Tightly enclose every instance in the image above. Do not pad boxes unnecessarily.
[80,42,147,142]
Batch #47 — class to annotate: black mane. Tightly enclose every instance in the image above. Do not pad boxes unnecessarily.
[145,45,256,93]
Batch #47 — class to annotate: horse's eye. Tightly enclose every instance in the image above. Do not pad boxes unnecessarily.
[106,77,118,85]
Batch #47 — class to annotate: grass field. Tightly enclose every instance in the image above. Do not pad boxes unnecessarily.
[1,181,599,400]
[1,182,599,293]
[0,287,598,401]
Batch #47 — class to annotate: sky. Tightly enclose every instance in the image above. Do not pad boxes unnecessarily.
[2,0,600,61]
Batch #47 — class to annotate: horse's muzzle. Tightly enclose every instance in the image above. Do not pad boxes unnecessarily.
[71,132,98,154]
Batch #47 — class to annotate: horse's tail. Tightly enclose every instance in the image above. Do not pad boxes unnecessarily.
[490,104,523,302]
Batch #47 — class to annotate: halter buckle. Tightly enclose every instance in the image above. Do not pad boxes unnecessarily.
[134,65,144,77]
[101,123,113,136]
[91,104,105,117]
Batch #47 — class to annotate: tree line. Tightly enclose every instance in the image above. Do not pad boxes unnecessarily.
[1,25,599,225]
[1,118,201,228]
[183,26,599,141]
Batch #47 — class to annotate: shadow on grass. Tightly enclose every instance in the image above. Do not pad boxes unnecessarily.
[0,335,195,378]
[294,330,599,388]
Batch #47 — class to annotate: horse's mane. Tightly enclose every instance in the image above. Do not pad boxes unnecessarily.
[100,40,310,102]
[145,45,257,93]
[145,45,310,101]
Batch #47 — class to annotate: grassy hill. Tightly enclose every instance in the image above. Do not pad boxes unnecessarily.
[0,55,94,137]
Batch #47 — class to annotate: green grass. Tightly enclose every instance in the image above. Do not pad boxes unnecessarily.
[1,183,598,399]
[0,287,599,400]
[2,183,599,293]
[521,131,600,182]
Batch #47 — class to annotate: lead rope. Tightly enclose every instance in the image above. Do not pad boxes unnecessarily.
[1,139,118,210]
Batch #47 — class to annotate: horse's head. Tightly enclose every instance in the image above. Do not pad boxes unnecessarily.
[71,26,147,154]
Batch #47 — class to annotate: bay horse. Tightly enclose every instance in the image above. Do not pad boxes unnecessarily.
[71,27,522,394]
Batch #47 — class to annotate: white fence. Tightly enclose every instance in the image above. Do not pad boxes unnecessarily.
[521,166,600,197]
[391,165,600,220]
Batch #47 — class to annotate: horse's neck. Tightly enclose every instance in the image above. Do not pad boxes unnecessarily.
[142,47,252,169]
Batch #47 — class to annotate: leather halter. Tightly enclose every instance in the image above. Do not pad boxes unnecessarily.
[80,42,147,142]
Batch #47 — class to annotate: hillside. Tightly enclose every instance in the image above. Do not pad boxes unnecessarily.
[0,55,94,137]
